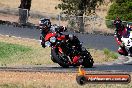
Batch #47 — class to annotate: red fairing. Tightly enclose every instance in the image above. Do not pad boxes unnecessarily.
[45,33,56,41]
[114,28,127,45]
[114,37,122,45]
[122,28,127,36]
[118,48,124,54]
[73,55,80,63]
[57,35,65,40]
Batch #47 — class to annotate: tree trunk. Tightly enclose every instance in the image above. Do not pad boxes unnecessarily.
[19,8,29,25]
[77,0,85,32]
[18,0,32,25]
[77,14,84,32]
[79,16,84,32]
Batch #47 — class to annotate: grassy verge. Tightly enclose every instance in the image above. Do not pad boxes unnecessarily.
[0,42,31,58]
[0,72,131,88]
[89,48,118,63]
[103,48,118,60]
[0,82,131,88]
[0,42,53,66]
[0,42,31,66]
[0,35,53,66]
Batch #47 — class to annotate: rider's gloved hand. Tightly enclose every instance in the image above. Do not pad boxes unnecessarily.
[41,43,46,48]
[41,40,46,48]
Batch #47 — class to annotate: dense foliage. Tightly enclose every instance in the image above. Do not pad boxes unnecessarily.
[56,0,104,16]
[106,0,132,21]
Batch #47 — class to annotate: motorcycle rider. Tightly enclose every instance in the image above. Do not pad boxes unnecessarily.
[114,17,122,33]
[39,18,51,48]
[39,18,67,48]
[39,18,85,64]
[114,17,128,56]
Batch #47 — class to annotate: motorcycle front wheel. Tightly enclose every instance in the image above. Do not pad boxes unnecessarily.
[51,47,70,68]
[50,48,57,63]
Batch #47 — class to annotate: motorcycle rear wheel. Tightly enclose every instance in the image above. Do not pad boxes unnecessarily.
[82,50,94,68]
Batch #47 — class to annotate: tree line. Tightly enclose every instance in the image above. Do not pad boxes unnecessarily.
[19,0,132,31]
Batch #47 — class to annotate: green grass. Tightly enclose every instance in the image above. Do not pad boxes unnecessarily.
[0,42,32,66]
[86,47,118,63]
[0,42,52,66]
[0,42,31,59]
[0,84,21,88]
[103,48,118,60]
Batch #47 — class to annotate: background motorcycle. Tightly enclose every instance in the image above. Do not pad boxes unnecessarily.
[121,31,132,56]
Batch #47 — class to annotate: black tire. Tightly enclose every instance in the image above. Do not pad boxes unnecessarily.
[129,47,132,57]
[51,49,57,63]
[51,55,57,63]
[76,75,87,85]
[82,50,94,68]
[118,46,128,56]
[51,47,69,68]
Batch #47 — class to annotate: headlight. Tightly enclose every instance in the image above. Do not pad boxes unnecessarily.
[45,41,51,47]
[50,37,56,43]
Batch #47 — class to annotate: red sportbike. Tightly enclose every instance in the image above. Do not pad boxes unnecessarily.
[43,30,94,68]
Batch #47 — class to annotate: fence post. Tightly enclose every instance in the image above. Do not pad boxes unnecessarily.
[92,16,96,32]
[58,13,61,26]
[78,16,84,32]
[18,8,29,25]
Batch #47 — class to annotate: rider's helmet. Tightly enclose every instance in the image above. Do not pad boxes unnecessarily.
[39,18,51,30]
[115,17,121,24]
[116,16,120,20]
[69,34,74,40]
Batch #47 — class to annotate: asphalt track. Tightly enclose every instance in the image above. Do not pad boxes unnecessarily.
[0,24,132,73]
[0,24,118,51]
